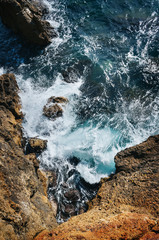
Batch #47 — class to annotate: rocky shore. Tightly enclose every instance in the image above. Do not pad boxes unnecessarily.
[0,1,159,239]
[34,135,159,240]
[0,74,57,240]
[0,73,158,239]
[0,0,57,45]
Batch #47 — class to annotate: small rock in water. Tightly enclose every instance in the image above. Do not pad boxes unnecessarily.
[43,104,63,119]
[47,96,68,104]
[26,137,47,154]
[61,67,79,83]
[43,96,68,119]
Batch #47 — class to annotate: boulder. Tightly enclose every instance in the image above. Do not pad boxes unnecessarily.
[0,74,57,240]
[43,96,68,119]
[0,0,57,45]
[43,104,63,119]
[26,137,47,154]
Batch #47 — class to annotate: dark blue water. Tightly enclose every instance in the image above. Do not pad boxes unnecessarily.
[0,0,159,221]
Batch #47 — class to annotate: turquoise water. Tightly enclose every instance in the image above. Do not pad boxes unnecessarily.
[0,0,159,221]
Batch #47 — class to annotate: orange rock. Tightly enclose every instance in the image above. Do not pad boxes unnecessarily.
[34,212,157,240]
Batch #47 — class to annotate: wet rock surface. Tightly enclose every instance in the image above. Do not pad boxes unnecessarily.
[45,163,100,223]
[43,96,68,119]
[0,74,57,240]
[0,0,57,45]
[35,135,159,240]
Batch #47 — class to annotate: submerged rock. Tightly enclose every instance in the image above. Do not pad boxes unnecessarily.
[0,74,57,240]
[43,96,68,119]
[0,0,57,45]
[35,135,159,240]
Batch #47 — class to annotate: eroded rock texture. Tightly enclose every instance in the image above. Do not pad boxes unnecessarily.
[0,74,57,240]
[0,0,57,45]
[43,96,68,119]
[35,135,159,240]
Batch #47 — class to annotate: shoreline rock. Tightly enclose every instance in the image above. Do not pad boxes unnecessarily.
[35,135,159,239]
[43,96,68,119]
[0,0,57,45]
[25,137,47,155]
[0,73,57,240]
[0,73,159,240]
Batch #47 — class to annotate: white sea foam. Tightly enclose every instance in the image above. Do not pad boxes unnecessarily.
[18,69,159,183]
[0,67,5,75]
[15,1,159,185]
[17,73,119,183]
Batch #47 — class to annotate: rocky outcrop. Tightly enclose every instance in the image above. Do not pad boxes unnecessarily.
[0,0,57,45]
[43,96,68,119]
[1,74,159,240]
[35,212,159,240]
[26,138,47,154]
[0,74,57,240]
[35,135,159,240]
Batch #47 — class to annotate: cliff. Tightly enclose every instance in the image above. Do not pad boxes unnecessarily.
[0,73,159,240]
[35,137,159,239]
[0,74,57,240]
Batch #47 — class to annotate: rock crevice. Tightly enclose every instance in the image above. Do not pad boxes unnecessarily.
[35,135,159,239]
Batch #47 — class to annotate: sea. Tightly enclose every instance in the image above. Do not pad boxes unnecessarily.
[0,0,158,222]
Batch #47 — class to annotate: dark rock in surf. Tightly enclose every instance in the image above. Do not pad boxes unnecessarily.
[43,104,63,119]
[62,67,80,83]
[68,156,80,166]
[0,0,57,45]
[26,137,47,154]
[64,189,80,202]
[43,96,68,119]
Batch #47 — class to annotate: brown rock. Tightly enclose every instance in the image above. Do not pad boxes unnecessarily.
[47,96,69,104]
[35,135,159,240]
[34,212,158,240]
[43,104,63,119]
[0,73,22,120]
[0,74,57,240]
[43,96,68,119]
[26,137,47,154]
[0,0,57,45]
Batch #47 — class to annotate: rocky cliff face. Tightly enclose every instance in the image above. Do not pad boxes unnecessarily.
[0,73,159,240]
[35,136,159,240]
[0,74,57,240]
[0,0,57,45]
